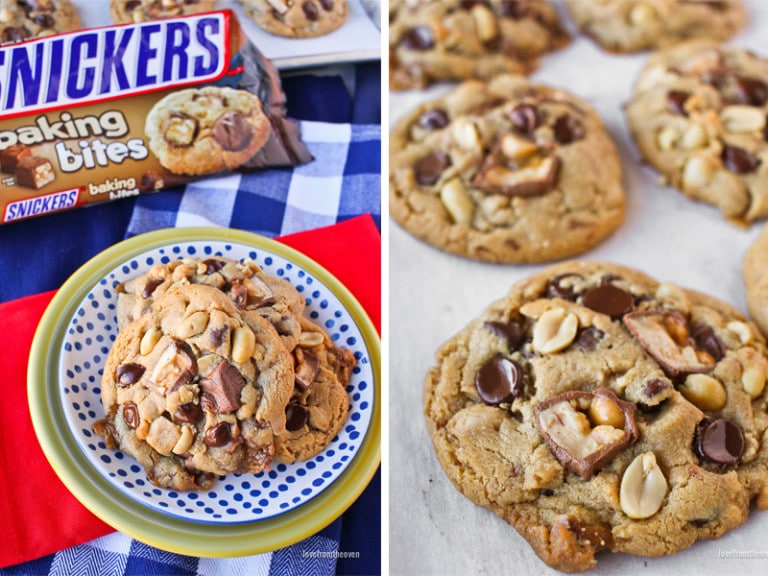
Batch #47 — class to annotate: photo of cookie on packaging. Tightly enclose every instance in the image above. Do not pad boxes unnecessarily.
[236,0,348,38]
[94,283,295,491]
[110,0,215,23]
[0,0,81,44]
[424,260,768,572]
[565,0,746,53]
[625,40,768,223]
[389,0,569,90]
[145,86,272,176]
[390,74,625,263]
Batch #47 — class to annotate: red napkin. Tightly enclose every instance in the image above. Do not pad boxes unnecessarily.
[0,214,380,568]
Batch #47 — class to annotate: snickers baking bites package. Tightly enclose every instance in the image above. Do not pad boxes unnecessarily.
[0,10,312,223]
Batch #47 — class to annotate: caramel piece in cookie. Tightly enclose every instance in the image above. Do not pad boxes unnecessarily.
[0,0,80,44]
[95,284,294,490]
[566,0,746,53]
[109,0,215,23]
[390,0,569,90]
[145,87,271,176]
[390,75,625,263]
[424,261,768,571]
[626,41,768,223]
[116,256,306,351]
[271,317,354,463]
[237,0,348,38]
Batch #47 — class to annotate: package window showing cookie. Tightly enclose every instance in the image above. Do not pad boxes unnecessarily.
[0,10,313,224]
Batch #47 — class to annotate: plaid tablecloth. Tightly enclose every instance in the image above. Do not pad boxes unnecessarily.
[0,117,380,576]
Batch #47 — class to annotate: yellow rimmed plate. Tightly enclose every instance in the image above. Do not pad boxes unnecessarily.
[28,227,380,556]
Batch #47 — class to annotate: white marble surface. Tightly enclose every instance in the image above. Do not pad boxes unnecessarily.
[389,2,768,575]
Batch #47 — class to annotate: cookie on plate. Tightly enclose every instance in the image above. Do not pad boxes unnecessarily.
[0,0,80,44]
[145,86,271,176]
[390,74,625,263]
[565,0,746,53]
[236,0,348,38]
[744,223,768,338]
[109,0,215,23]
[424,260,768,572]
[625,41,768,223]
[116,256,306,352]
[390,0,569,90]
[94,284,295,491]
[272,317,354,463]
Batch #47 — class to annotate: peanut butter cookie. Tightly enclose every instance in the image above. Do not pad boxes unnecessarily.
[425,261,768,571]
[626,41,768,223]
[389,0,569,90]
[566,0,746,53]
[95,284,294,491]
[236,0,347,38]
[109,0,215,23]
[390,74,625,263]
[0,0,80,44]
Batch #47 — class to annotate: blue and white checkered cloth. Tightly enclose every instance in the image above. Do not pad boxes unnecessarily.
[0,120,379,576]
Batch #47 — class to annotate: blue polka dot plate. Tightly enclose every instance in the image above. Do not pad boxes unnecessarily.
[28,227,380,557]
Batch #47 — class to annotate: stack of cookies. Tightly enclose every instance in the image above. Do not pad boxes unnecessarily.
[94,256,354,491]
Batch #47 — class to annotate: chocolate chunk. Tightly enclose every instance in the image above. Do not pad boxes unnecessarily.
[212,110,253,152]
[499,0,529,19]
[230,279,248,309]
[484,320,524,349]
[199,360,246,413]
[0,144,31,173]
[722,145,761,174]
[644,378,670,398]
[15,155,55,189]
[691,324,725,362]
[204,422,232,447]
[417,109,449,131]
[2,26,31,44]
[475,356,523,405]
[582,284,634,319]
[400,26,434,50]
[319,0,334,10]
[623,310,715,378]
[734,76,768,106]
[472,155,559,197]
[125,0,141,10]
[142,278,162,298]
[294,349,320,391]
[667,90,690,115]
[553,115,585,145]
[149,340,198,394]
[576,327,604,351]
[414,151,450,185]
[201,258,225,274]
[694,418,744,466]
[209,326,228,348]
[302,1,319,21]
[122,403,140,429]
[546,273,584,301]
[510,104,541,136]
[460,0,490,9]
[33,13,55,28]
[285,402,309,431]
[534,388,639,480]
[117,363,145,387]
[173,402,203,424]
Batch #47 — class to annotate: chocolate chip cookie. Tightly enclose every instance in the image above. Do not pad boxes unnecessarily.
[390,0,569,90]
[744,223,768,338]
[390,74,626,263]
[117,256,305,352]
[424,261,768,572]
[0,0,80,44]
[566,0,746,53]
[94,284,295,491]
[145,86,271,176]
[236,0,348,38]
[109,0,215,23]
[272,318,354,463]
[626,41,768,223]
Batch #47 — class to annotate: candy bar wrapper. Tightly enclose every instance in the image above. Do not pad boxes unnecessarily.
[0,10,313,224]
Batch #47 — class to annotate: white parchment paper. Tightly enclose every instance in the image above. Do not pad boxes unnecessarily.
[389,2,768,575]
